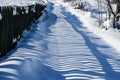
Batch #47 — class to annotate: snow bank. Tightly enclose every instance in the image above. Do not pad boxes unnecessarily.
[62,0,120,53]
[81,13,120,53]
[0,13,2,20]
[0,0,47,6]
[82,15,120,52]
[77,10,120,53]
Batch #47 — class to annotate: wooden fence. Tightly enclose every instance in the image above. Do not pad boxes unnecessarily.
[0,4,46,57]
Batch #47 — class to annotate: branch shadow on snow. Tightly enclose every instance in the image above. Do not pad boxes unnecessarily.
[61,6,120,80]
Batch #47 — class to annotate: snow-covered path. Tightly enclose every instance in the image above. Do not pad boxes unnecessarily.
[0,1,120,80]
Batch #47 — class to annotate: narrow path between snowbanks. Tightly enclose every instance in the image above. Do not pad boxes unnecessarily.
[0,1,120,80]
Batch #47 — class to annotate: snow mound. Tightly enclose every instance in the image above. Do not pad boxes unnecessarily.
[0,0,47,6]
[101,20,113,30]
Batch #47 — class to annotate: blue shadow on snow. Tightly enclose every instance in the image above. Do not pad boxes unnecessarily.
[61,6,120,80]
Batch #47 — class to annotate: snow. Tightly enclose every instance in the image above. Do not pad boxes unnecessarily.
[112,4,117,12]
[13,6,17,15]
[0,68,19,75]
[0,0,120,80]
[24,6,29,14]
[0,13,2,20]
[0,0,47,6]
[102,20,113,30]
[12,38,17,44]
[0,60,21,66]
[62,0,120,53]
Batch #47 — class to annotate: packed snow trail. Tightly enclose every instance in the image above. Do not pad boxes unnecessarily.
[0,1,120,80]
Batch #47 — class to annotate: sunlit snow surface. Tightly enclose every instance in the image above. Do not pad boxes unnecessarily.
[0,0,47,6]
[0,1,120,80]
